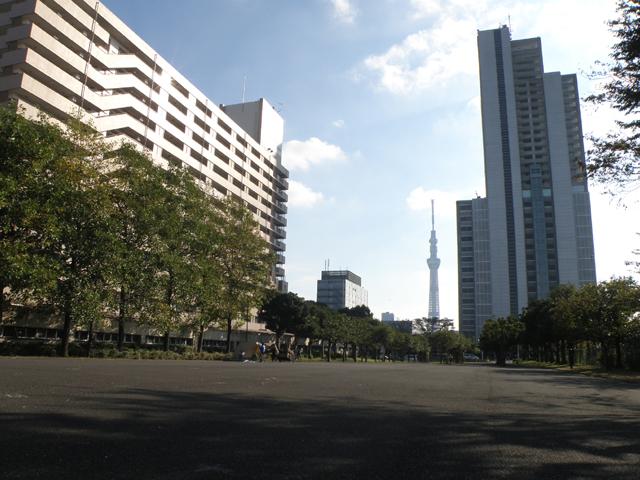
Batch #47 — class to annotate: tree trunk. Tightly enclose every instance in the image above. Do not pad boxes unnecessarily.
[197,324,205,353]
[561,340,567,364]
[163,330,170,352]
[568,341,575,369]
[496,350,506,367]
[117,286,127,351]
[61,290,73,357]
[601,342,610,369]
[615,338,623,369]
[87,320,95,357]
[225,316,233,353]
[164,270,174,353]
[0,281,5,325]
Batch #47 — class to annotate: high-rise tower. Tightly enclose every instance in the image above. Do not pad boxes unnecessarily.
[427,200,440,319]
[457,26,596,339]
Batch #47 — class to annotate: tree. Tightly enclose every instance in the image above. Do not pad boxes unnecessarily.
[104,144,170,351]
[339,305,374,361]
[428,329,470,363]
[215,197,274,353]
[339,305,373,318]
[186,195,226,353]
[0,106,62,325]
[479,316,524,366]
[26,117,115,357]
[549,284,583,367]
[146,165,205,351]
[579,278,640,369]
[370,323,393,361]
[586,0,640,190]
[520,298,554,362]
[258,291,307,347]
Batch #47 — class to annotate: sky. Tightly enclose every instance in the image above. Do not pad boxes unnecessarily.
[106,0,639,325]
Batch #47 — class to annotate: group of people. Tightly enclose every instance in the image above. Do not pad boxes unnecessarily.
[253,341,296,362]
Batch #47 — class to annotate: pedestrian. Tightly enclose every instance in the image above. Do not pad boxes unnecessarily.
[259,342,266,362]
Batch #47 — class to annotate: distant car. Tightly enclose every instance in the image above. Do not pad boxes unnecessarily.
[463,353,480,362]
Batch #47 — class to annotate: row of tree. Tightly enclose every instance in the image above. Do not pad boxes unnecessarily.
[257,292,473,362]
[0,107,274,355]
[479,278,640,369]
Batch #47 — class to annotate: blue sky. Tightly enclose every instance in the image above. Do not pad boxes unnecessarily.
[106,0,638,324]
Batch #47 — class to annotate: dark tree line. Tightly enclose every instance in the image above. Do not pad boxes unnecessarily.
[258,292,473,363]
[0,106,274,355]
[480,279,640,370]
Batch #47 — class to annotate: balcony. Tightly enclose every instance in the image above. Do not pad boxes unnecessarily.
[276,164,289,179]
[274,201,287,214]
[275,176,289,190]
[273,214,287,227]
[274,189,288,202]
[274,240,285,251]
[276,253,285,265]
[275,266,285,277]
[273,226,286,239]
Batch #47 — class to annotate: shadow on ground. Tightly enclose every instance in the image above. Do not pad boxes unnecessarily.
[1,369,639,480]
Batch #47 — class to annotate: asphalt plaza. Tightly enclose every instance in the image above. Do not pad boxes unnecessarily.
[1,358,639,479]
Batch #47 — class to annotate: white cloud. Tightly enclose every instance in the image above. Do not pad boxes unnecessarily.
[288,180,325,208]
[356,0,615,96]
[360,18,478,95]
[332,119,345,128]
[406,187,478,219]
[283,137,348,171]
[467,95,480,112]
[330,0,357,24]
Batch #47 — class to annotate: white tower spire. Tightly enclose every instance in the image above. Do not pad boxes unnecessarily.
[427,199,440,319]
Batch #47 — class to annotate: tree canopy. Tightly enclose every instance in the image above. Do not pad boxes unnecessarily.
[586,0,640,190]
[0,105,274,355]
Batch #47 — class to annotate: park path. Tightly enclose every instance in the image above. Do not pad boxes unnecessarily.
[1,358,639,479]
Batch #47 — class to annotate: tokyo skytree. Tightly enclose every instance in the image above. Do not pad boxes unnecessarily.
[427,199,440,319]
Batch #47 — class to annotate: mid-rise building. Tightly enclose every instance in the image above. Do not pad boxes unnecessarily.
[0,0,288,291]
[458,27,596,338]
[456,198,491,341]
[317,270,368,311]
[381,312,395,322]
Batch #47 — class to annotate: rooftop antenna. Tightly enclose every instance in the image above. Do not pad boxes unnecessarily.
[431,199,435,230]
[241,75,246,103]
[508,15,512,33]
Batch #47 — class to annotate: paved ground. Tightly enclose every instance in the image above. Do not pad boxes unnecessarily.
[1,358,639,480]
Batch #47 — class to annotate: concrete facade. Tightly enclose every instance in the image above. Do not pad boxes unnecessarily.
[317,270,368,311]
[457,198,491,341]
[381,312,395,322]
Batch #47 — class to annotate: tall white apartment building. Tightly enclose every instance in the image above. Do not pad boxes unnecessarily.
[0,0,289,290]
